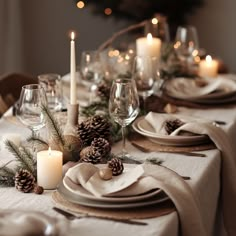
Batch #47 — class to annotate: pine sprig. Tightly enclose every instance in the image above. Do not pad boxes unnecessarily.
[0,162,16,187]
[80,100,108,117]
[27,135,49,150]
[4,140,36,177]
[41,105,65,147]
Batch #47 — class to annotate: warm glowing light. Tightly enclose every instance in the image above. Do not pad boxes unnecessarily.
[125,54,130,60]
[108,50,113,57]
[147,33,153,44]
[206,55,213,63]
[104,8,112,15]
[77,1,85,8]
[195,56,201,63]
[151,18,158,25]
[71,31,75,40]
[174,41,181,49]
[113,50,119,57]
[128,49,134,54]
[48,147,52,156]
[192,49,198,57]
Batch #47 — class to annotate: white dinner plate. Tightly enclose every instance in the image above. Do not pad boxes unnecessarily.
[63,175,161,203]
[164,77,236,101]
[132,117,209,147]
[57,181,169,209]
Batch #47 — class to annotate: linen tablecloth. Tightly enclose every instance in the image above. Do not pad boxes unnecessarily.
[0,104,235,235]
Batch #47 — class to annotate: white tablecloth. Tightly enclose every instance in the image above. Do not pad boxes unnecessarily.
[0,104,235,236]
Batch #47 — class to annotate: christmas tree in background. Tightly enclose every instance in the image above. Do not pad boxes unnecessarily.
[74,0,204,38]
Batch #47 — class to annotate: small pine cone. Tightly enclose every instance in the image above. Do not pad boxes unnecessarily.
[80,146,102,164]
[164,119,185,135]
[77,118,94,146]
[108,158,124,176]
[97,82,110,100]
[15,169,35,193]
[90,115,111,141]
[91,138,111,157]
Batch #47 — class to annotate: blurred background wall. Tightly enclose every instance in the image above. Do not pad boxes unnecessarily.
[0,0,235,77]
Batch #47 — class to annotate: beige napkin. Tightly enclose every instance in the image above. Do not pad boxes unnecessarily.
[165,77,236,99]
[170,122,236,236]
[65,162,208,236]
[145,111,210,135]
[65,163,162,197]
[0,210,68,236]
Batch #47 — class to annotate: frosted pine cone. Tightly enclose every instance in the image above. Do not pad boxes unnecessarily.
[91,138,111,157]
[164,119,185,135]
[108,158,124,176]
[15,169,35,193]
[77,118,94,146]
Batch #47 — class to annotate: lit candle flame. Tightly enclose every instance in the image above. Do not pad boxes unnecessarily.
[71,32,75,40]
[151,18,158,25]
[206,55,212,63]
[147,33,153,44]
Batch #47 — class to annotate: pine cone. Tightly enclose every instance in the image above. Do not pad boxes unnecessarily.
[80,146,102,164]
[108,158,124,176]
[90,115,111,141]
[164,119,185,135]
[78,115,111,146]
[15,169,35,193]
[91,138,111,157]
[78,118,93,146]
[97,82,110,100]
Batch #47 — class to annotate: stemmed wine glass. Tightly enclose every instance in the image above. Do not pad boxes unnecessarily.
[16,84,47,139]
[174,25,199,75]
[109,78,139,160]
[132,56,160,113]
[80,50,104,103]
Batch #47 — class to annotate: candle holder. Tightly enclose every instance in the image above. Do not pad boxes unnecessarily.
[64,103,79,135]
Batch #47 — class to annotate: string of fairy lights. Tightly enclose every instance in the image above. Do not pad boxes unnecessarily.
[76,1,112,16]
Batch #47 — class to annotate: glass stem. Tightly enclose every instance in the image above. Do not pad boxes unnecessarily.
[121,126,126,156]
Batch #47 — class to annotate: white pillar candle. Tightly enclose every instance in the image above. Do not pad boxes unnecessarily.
[136,33,162,59]
[37,148,63,190]
[199,55,218,78]
[70,31,77,104]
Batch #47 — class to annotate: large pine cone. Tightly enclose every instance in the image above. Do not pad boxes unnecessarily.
[164,119,185,135]
[15,169,35,193]
[91,138,111,157]
[78,115,111,146]
[108,158,124,176]
[80,146,103,164]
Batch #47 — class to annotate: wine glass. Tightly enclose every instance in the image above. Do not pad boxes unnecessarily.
[132,56,160,112]
[174,25,199,75]
[80,50,104,103]
[109,78,139,159]
[16,84,47,138]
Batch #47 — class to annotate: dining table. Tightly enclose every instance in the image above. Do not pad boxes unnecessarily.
[0,75,235,236]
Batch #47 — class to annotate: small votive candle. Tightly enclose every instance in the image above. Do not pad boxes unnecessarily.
[37,148,63,190]
[199,55,218,78]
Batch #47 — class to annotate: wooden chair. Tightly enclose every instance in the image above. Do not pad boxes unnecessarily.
[0,73,37,116]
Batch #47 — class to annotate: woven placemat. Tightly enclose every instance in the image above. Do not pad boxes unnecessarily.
[52,191,175,220]
[129,133,216,153]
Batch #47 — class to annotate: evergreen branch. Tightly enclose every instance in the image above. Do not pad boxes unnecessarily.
[41,104,65,146]
[27,135,49,149]
[4,140,23,162]
[80,100,108,117]
[0,162,16,177]
[0,162,16,187]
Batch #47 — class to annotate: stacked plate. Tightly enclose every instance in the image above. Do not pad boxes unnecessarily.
[58,165,169,209]
[132,116,209,146]
[163,76,236,105]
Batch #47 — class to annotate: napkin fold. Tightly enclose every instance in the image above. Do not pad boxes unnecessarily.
[65,162,208,236]
[145,111,209,135]
[165,77,236,99]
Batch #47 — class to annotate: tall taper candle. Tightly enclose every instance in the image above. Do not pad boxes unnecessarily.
[70,31,77,104]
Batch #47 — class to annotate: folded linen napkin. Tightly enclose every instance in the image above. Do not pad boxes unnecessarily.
[165,77,236,99]
[65,162,207,236]
[169,121,236,236]
[145,111,210,135]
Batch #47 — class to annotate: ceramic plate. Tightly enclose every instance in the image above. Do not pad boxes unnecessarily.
[132,117,209,146]
[63,175,161,203]
[57,181,169,209]
[164,77,236,101]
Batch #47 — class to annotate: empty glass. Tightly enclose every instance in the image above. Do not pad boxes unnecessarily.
[38,73,63,111]
[109,78,139,159]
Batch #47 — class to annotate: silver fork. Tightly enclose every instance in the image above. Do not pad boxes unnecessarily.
[53,207,148,226]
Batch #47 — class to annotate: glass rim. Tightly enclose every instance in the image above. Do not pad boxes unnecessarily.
[22,84,44,90]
